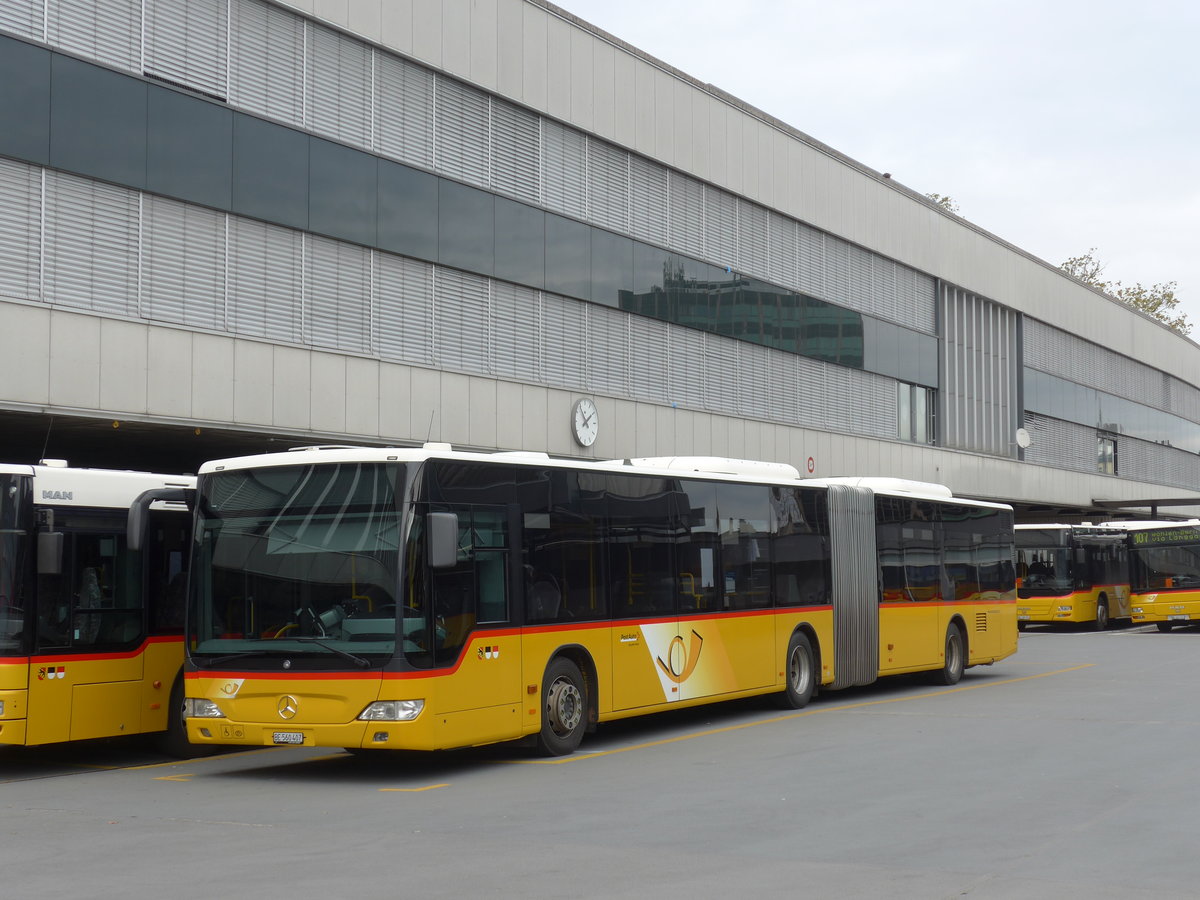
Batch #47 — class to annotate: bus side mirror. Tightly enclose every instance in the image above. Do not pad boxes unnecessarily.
[38,531,63,576]
[427,512,459,569]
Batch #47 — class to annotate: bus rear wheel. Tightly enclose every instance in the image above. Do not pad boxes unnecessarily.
[1156,622,1174,633]
[537,657,587,756]
[1093,597,1109,631]
[930,625,965,686]
[773,632,816,709]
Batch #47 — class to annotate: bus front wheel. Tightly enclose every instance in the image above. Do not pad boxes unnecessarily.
[537,657,587,756]
[1156,622,1174,633]
[773,632,816,709]
[1093,597,1109,631]
[930,625,965,686]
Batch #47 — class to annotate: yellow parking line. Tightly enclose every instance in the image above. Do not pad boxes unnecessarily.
[512,663,1096,765]
[125,747,281,771]
[379,783,449,792]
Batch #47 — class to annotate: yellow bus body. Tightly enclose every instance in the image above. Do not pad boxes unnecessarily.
[1130,588,1200,626]
[185,597,1013,752]
[0,637,183,746]
[1016,584,1131,626]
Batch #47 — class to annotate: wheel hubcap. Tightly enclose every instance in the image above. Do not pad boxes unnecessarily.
[789,647,811,694]
[546,677,582,736]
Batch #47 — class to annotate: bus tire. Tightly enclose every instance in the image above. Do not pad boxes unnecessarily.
[773,632,816,709]
[155,676,196,758]
[537,657,587,756]
[931,624,965,686]
[1156,622,1174,633]
[1093,596,1109,631]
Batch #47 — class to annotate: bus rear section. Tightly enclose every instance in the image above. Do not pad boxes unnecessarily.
[1015,525,1130,629]
[181,448,1015,756]
[0,462,193,752]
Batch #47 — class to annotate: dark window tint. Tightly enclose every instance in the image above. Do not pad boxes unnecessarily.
[718,483,772,609]
[605,473,678,618]
[50,54,146,187]
[876,497,941,603]
[232,115,309,229]
[544,214,591,299]
[0,35,51,164]
[590,229,634,307]
[522,468,607,623]
[310,137,377,246]
[677,480,720,612]
[494,197,545,288]
[147,85,233,209]
[773,487,829,607]
[438,179,494,275]
[377,159,438,262]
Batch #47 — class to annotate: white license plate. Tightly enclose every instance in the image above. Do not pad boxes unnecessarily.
[273,731,305,745]
[1168,614,1190,621]
[1017,614,1030,620]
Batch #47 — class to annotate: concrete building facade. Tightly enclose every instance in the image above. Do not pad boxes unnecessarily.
[1,0,1198,517]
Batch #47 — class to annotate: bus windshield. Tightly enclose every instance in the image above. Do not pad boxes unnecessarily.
[188,463,404,667]
[1016,546,1073,595]
[0,473,33,654]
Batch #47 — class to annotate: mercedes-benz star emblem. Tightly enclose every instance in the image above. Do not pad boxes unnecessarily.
[277,695,299,719]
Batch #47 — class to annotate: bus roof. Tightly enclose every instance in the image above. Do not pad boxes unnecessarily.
[197,444,1011,511]
[1,462,195,509]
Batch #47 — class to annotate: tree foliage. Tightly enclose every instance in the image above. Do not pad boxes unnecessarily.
[1060,248,1191,337]
[924,193,960,215]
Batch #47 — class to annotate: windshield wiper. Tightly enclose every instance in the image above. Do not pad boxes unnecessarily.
[201,648,290,667]
[290,637,372,669]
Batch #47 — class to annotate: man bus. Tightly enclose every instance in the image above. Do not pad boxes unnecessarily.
[0,461,194,754]
[1015,524,1130,630]
[178,445,1017,756]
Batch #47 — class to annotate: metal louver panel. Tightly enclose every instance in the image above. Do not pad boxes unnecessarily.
[306,236,371,353]
[705,336,738,413]
[668,172,703,259]
[821,365,854,433]
[587,139,630,232]
[667,326,705,409]
[847,244,873,315]
[433,267,490,375]
[1022,413,1094,473]
[587,305,629,396]
[144,0,229,99]
[374,53,434,169]
[0,159,41,302]
[628,316,669,402]
[228,216,303,343]
[491,281,540,380]
[797,223,825,299]
[229,0,304,125]
[767,211,797,289]
[490,100,540,204]
[630,156,668,245]
[869,255,899,326]
[540,293,586,389]
[767,349,800,425]
[0,0,42,38]
[48,0,139,71]
[541,121,586,218]
[828,484,878,690]
[435,77,490,189]
[897,265,936,334]
[823,235,850,306]
[738,200,768,279]
[704,187,737,267]
[375,252,433,365]
[44,172,139,316]
[142,194,225,329]
[737,342,769,419]
[306,22,371,145]
[852,371,899,439]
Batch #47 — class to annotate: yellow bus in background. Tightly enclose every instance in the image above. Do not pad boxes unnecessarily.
[1112,520,1200,631]
[0,462,194,754]
[1015,525,1130,630]
[180,446,1017,756]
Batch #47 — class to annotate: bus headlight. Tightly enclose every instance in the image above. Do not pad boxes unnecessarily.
[358,700,424,721]
[1056,606,1072,613]
[183,698,226,718]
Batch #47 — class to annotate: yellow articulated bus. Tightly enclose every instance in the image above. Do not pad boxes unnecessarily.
[1014,524,1131,630]
[1108,520,1200,631]
[180,446,1017,756]
[0,461,194,753]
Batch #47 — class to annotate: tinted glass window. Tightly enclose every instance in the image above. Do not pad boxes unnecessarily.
[147,85,233,209]
[718,483,772,609]
[377,160,438,261]
[625,241,672,319]
[494,197,545,288]
[50,55,147,188]
[439,179,494,275]
[677,480,720,612]
[232,115,309,230]
[590,229,634,307]
[0,35,51,164]
[310,137,377,246]
[773,487,829,607]
[544,214,591,299]
[605,473,678,618]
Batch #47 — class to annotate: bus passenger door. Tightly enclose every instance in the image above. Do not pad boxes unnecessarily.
[609,531,679,711]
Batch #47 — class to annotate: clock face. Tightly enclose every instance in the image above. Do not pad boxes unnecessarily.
[572,398,599,447]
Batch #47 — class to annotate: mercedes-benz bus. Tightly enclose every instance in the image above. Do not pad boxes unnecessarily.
[0,461,193,753]
[179,445,1017,756]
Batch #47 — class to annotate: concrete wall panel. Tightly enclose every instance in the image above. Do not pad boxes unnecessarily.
[469,0,498,91]
[49,312,101,410]
[0,302,50,406]
[309,351,347,434]
[99,319,147,415]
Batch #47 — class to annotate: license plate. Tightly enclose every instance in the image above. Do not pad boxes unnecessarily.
[1168,614,1189,621]
[1017,614,1030,620]
[273,731,305,745]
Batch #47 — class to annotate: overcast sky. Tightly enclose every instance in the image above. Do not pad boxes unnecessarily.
[559,0,1200,337]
